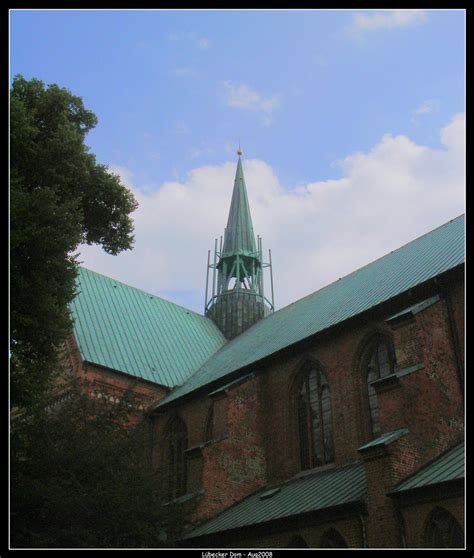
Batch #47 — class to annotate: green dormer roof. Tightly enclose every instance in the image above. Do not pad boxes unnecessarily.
[184,461,367,541]
[222,157,257,257]
[70,268,227,388]
[391,441,464,494]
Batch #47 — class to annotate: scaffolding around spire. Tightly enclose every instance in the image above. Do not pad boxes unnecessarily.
[204,154,274,339]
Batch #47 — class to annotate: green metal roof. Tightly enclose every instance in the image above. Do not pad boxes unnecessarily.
[358,428,409,452]
[392,441,464,494]
[184,461,367,540]
[70,268,227,388]
[222,157,257,257]
[155,215,464,408]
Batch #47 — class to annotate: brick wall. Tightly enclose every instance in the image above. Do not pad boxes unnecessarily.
[152,269,464,548]
[384,296,463,466]
[152,375,268,523]
[63,333,168,423]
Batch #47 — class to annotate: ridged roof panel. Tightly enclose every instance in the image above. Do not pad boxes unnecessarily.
[70,268,227,387]
[184,461,367,540]
[393,441,464,493]
[157,215,464,407]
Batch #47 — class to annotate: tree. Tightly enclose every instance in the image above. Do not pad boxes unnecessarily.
[10,75,138,407]
[10,382,184,548]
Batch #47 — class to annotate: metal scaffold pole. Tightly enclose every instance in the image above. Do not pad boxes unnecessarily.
[204,249,211,312]
[269,248,275,311]
[211,238,218,302]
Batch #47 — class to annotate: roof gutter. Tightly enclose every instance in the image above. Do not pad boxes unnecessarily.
[181,500,366,546]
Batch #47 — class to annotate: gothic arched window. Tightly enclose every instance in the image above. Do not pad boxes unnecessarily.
[296,364,334,470]
[164,416,188,501]
[287,535,309,548]
[425,507,464,548]
[320,528,348,548]
[365,337,395,438]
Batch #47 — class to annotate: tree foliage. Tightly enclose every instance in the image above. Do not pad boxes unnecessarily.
[10,76,138,407]
[10,382,183,548]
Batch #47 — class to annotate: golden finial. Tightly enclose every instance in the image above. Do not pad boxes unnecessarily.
[237,139,243,157]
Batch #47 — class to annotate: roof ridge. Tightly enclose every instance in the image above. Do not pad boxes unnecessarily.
[393,439,464,490]
[277,213,465,312]
[198,214,465,361]
[72,267,227,388]
[77,266,217,323]
[153,213,464,408]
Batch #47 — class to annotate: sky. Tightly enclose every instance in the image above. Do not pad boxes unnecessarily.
[10,9,465,313]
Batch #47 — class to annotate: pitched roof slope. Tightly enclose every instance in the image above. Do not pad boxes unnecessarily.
[70,268,227,388]
[184,461,366,540]
[156,215,464,407]
[392,441,464,493]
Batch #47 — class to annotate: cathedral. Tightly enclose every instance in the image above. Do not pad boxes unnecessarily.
[65,154,465,549]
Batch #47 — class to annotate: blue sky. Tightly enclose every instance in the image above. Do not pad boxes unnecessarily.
[10,9,465,312]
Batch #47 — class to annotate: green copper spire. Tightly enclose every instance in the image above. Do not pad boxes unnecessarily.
[205,151,275,340]
[222,157,257,257]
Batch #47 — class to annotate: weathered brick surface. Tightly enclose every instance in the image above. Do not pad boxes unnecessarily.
[388,299,463,465]
[152,269,465,547]
[153,375,268,523]
[358,448,401,548]
[62,333,168,424]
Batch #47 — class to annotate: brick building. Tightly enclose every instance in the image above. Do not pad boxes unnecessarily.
[66,155,465,548]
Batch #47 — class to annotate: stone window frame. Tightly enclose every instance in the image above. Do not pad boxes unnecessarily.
[292,359,335,471]
[356,332,396,441]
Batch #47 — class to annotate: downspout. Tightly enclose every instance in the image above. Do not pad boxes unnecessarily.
[441,281,464,396]
[359,512,368,548]
[392,497,407,548]
[147,413,155,467]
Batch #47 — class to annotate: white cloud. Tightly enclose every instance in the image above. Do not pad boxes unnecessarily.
[222,81,280,126]
[188,145,213,159]
[168,31,211,50]
[197,37,211,49]
[347,9,428,40]
[171,67,199,79]
[79,114,465,314]
[411,99,441,124]
[173,121,190,135]
[413,99,440,115]
[356,9,427,30]
[108,164,134,188]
